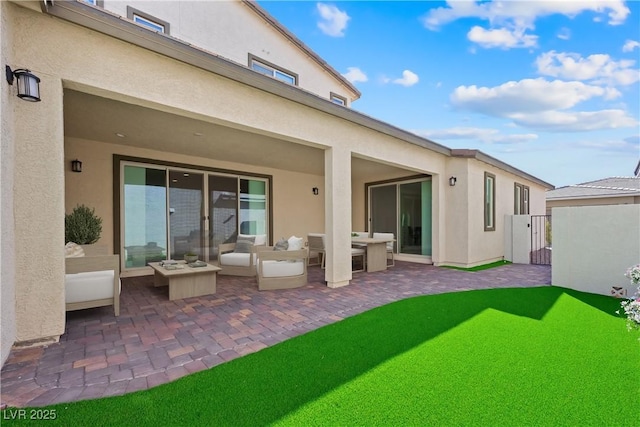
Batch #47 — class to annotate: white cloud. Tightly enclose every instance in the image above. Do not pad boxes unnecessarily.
[415,127,538,144]
[623,40,640,52]
[421,0,629,30]
[536,51,640,86]
[393,70,419,87]
[451,78,618,116]
[342,67,368,84]
[449,78,638,132]
[467,26,537,49]
[572,135,640,153]
[421,1,629,50]
[557,27,571,40]
[316,3,350,37]
[509,110,638,132]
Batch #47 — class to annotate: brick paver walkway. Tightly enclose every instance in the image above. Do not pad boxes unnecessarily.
[1,262,550,408]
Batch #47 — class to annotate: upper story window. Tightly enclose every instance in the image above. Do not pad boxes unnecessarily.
[514,183,530,215]
[330,92,347,106]
[83,0,103,6]
[484,172,496,231]
[127,6,170,34]
[249,55,297,86]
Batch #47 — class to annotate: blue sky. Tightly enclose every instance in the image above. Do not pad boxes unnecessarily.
[257,1,640,187]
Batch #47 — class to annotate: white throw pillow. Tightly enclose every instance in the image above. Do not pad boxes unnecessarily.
[287,235,303,251]
[65,242,85,258]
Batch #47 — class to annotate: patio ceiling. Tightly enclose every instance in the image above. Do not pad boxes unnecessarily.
[63,89,412,179]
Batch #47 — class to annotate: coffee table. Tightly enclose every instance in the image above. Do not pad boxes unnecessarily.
[148,261,221,301]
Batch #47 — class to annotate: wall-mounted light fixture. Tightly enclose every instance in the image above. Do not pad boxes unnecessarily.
[312,187,319,195]
[5,66,41,102]
[449,176,457,186]
[71,159,82,173]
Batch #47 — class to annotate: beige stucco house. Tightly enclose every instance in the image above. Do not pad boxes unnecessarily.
[0,0,553,367]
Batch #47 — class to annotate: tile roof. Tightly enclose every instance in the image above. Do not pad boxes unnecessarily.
[546,177,640,200]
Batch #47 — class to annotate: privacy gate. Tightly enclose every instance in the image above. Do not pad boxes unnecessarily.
[530,215,552,265]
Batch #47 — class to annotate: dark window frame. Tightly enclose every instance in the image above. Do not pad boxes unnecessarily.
[127,6,170,34]
[484,172,496,231]
[330,92,347,106]
[514,182,530,215]
[248,54,298,86]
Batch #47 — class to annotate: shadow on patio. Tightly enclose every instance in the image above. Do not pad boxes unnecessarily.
[1,262,550,408]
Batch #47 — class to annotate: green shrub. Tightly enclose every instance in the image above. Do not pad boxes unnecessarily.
[65,204,103,244]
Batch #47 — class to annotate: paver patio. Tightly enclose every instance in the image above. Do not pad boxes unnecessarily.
[1,262,550,408]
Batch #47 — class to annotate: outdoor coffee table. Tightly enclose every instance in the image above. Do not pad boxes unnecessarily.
[148,261,221,301]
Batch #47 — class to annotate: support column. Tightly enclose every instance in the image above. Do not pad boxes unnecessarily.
[324,146,352,288]
[14,74,65,344]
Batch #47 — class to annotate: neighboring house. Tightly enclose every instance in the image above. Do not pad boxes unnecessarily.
[546,177,640,215]
[0,0,553,366]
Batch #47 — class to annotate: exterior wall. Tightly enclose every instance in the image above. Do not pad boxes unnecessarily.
[552,205,640,296]
[1,0,17,366]
[65,137,326,252]
[546,196,639,215]
[101,0,355,104]
[445,157,548,268]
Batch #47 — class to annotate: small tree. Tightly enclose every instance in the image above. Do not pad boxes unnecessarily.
[65,205,103,244]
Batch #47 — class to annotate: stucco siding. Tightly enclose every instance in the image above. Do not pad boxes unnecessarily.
[1,0,17,365]
[546,195,638,215]
[100,0,355,103]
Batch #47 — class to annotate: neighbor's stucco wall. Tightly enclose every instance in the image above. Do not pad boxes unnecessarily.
[546,195,639,215]
[552,205,640,296]
[1,0,17,366]
[101,0,356,103]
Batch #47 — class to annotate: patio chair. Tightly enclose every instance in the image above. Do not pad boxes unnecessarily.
[351,247,366,273]
[65,243,121,316]
[373,232,395,267]
[256,242,308,290]
[218,234,266,276]
[307,233,326,268]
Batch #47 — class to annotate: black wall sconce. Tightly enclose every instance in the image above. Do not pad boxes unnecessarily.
[449,176,457,186]
[312,187,319,195]
[6,66,41,102]
[71,159,82,173]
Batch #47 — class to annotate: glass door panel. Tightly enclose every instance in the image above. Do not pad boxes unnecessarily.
[239,179,266,235]
[169,171,203,260]
[123,165,167,268]
[208,175,238,261]
[399,182,422,255]
[370,185,397,251]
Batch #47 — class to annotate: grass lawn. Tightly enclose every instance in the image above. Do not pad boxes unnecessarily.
[5,286,639,426]
[441,260,512,271]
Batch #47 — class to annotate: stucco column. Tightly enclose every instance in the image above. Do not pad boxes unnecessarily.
[324,146,352,288]
[13,74,65,344]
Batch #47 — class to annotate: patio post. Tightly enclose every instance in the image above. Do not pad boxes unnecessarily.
[324,146,352,288]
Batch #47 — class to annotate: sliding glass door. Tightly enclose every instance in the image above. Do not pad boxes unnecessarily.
[122,165,168,268]
[120,161,269,270]
[369,178,432,257]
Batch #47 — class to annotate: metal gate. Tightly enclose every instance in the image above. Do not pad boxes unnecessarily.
[530,215,552,265]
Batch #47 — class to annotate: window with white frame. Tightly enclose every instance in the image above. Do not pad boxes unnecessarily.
[514,183,530,215]
[249,55,297,86]
[127,6,170,34]
[330,93,347,106]
[484,172,496,231]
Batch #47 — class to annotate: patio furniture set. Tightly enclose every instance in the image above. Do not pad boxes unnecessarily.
[62,232,395,315]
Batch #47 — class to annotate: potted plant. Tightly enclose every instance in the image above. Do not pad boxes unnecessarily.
[184,251,198,263]
[65,204,103,245]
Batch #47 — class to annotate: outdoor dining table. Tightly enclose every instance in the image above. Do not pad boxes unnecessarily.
[350,236,394,273]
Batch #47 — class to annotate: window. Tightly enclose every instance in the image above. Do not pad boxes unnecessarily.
[248,55,298,85]
[514,183,530,214]
[127,6,170,34]
[83,0,103,6]
[484,172,496,231]
[330,93,347,106]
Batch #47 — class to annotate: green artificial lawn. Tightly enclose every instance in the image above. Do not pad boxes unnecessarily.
[5,286,639,426]
[441,260,512,271]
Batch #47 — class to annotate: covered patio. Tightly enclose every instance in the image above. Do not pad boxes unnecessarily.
[1,262,551,408]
